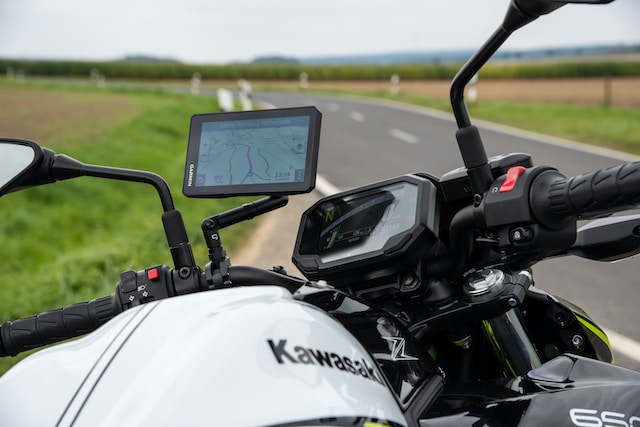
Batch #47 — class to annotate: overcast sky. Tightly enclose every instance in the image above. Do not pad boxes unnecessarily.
[0,0,638,64]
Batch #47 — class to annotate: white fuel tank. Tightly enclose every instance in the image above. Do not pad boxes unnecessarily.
[0,286,406,427]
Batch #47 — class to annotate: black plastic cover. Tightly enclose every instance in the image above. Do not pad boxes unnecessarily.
[297,286,441,410]
[440,153,532,203]
[568,214,640,261]
[422,355,640,426]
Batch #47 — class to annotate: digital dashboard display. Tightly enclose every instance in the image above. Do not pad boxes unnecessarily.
[183,107,321,198]
[293,174,441,289]
[310,181,419,262]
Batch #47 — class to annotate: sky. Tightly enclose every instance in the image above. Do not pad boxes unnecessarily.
[0,0,638,64]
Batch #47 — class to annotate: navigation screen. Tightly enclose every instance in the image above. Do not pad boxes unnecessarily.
[183,107,321,198]
[199,115,309,186]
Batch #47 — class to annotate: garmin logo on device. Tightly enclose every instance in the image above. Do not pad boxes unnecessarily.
[187,163,195,187]
[267,339,383,385]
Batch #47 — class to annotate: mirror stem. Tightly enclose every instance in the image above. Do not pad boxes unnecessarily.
[450,27,511,129]
[52,154,176,212]
[450,27,513,194]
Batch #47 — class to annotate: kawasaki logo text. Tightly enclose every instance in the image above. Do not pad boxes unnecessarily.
[268,339,383,385]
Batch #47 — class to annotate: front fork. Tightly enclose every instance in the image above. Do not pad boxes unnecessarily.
[463,268,542,376]
[482,308,542,376]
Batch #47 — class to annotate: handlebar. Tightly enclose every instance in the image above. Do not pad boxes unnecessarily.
[435,161,640,275]
[0,295,118,357]
[531,162,640,225]
[0,264,307,357]
[482,161,640,231]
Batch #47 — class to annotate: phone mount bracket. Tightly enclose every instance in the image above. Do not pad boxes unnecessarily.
[201,196,289,288]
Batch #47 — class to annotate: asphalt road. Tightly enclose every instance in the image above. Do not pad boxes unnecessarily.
[255,91,640,371]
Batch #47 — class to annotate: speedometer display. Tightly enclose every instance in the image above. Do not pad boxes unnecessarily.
[293,174,441,287]
[317,182,418,262]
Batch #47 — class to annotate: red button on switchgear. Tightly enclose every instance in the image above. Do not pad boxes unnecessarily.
[499,166,527,193]
[147,268,160,281]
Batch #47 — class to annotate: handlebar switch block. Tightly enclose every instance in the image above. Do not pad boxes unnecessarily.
[482,166,549,228]
[479,166,577,255]
[115,265,174,310]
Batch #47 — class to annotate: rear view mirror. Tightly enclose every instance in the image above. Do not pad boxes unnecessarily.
[510,0,615,21]
[534,0,615,3]
[0,139,44,196]
[183,107,321,198]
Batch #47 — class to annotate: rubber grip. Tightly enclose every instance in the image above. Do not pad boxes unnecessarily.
[546,162,640,219]
[0,294,116,357]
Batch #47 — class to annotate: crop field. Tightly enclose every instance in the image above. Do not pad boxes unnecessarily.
[0,86,145,147]
[3,58,639,82]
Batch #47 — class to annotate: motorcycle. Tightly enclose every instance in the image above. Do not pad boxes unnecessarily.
[1,0,639,425]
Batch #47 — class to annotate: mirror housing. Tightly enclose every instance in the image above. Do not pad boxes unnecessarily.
[0,139,55,197]
[505,0,615,31]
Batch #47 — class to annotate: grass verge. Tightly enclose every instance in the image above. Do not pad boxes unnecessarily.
[391,91,640,155]
[0,83,256,374]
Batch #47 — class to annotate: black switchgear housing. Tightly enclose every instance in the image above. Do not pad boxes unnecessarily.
[479,166,577,255]
[115,266,175,310]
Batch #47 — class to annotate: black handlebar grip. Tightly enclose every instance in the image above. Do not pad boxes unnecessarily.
[531,162,640,227]
[552,162,640,217]
[0,294,117,357]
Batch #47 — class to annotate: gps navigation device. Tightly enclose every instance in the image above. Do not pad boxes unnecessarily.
[183,106,321,198]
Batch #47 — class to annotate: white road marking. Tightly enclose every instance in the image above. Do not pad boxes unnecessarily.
[390,128,419,144]
[328,102,340,112]
[350,111,366,122]
[315,174,341,196]
[604,328,640,363]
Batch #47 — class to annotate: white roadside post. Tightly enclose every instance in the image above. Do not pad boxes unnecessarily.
[191,72,202,95]
[299,72,309,90]
[96,73,106,88]
[390,74,400,95]
[467,74,479,103]
[90,68,105,88]
[217,88,235,112]
[238,79,253,110]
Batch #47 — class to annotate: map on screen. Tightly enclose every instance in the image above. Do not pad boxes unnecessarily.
[195,115,309,187]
